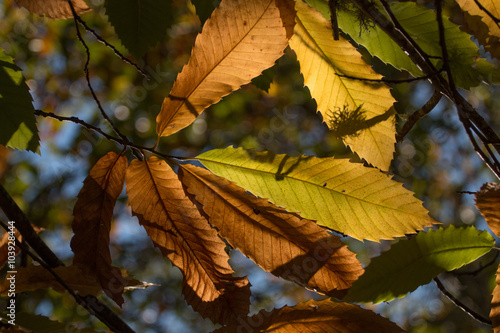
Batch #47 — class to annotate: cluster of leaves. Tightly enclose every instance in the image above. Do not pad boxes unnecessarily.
[1,0,500,332]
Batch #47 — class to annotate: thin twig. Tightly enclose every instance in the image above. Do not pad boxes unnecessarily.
[435,0,457,93]
[0,188,135,332]
[434,277,492,325]
[396,90,442,141]
[66,0,128,143]
[473,0,500,29]
[336,71,443,84]
[72,15,149,79]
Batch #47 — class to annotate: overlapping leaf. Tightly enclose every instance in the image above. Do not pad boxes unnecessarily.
[345,226,495,303]
[289,0,396,170]
[126,157,250,325]
[476,182,500,237]
[0,48,39,152]
[212,299,404,333]
[179,163,363,297]
[307,0,494,89]
[104,0,173,58]
[457,0,500,60]
[15,0,90,19]
[156,0,295,137]
[491,264,500,332]
[197,147,437,241]
[70,152,127,306]
[5,312,100,333]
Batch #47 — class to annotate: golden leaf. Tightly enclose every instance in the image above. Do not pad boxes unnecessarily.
[212,299,405,332]
[70,152,127,306]
[475,182,500,237]
[491,263,500,332]
[15,0,90,19]
[178,163,364,297]
[126,157,250,325]
[289,0,396,170]
[155,0,295,137]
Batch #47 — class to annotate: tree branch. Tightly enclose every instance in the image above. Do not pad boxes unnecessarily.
[0,187,135,333]
[434,277,492,326]
[396,90,442,142]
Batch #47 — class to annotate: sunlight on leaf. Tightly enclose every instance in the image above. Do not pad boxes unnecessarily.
[197,147,437,242]
[70,152,127,307]
[179,163,363,297]
[126,157,250,325]
[289,0,396,170]
[211,299,404,332]
[476,182,500,237]
[345,226,494,303]
[15,0,90,19]
[491,264,500,331]
[156,0,295,137]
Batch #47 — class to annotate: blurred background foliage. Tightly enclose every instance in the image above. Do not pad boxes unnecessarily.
[0,0,498,332]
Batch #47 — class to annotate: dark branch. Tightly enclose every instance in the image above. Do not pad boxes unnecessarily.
[434,277,492,326]
[337,71,443,84]
[329,0,340,40]
[435,0,457,92]
[0,187,135,332]
[396,90,442,141]
[473,0,500,29]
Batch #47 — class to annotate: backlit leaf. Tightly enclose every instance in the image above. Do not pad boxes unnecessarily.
[0,225,42,270]
[0,265,102,296]
[475,182,500,237]
[0,48,39,152]
[457,0,500,60]
[104,0,173,58]
[307,0,491,89]
[491,264,500,332]
[15,0,90,19]
[70,152,127,307]
[156,0,295,137]
[289,0,396,170]
[179,163,363,297]
[126,157,251,325]
[212,299,404,333]
[197,147,437,241]
[345,226,495,303]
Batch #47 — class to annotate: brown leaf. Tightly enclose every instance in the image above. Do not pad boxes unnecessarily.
[70,152,127,306]
[126,157,251,325]
[475,182,500,237]
[212,299,405,332]
[178,164,364,298]
[0,265,102,296]
[15,0,90,19]
[0,225,42,270]
[491,263,500,332]
[155,0,295,137]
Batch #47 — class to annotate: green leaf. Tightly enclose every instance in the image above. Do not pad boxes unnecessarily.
[306,0,489,89]
[0,49,39,152]
[197,146,437,242]
[104,0,173,58]
[190,0,220,25]
[345,225,495,304]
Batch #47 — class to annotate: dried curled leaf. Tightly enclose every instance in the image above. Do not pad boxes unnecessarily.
[179,163,364,297]
[475,182,500,237]
[212,299,405,333]
[126,157,251,325]
[70,152,127,307]
[15,0,90,19]
[156,0,295,137]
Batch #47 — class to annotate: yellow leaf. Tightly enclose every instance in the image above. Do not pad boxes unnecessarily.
[289,0,396,170]
[211,299,405,333]
[155,0,295,137]
[70,152,127,307]
[178,163,364,297]
[14,0,90,19]
[126,157,250,325]
[475,182,500,237]
[0,265,102,296]
[457,0,500,59]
